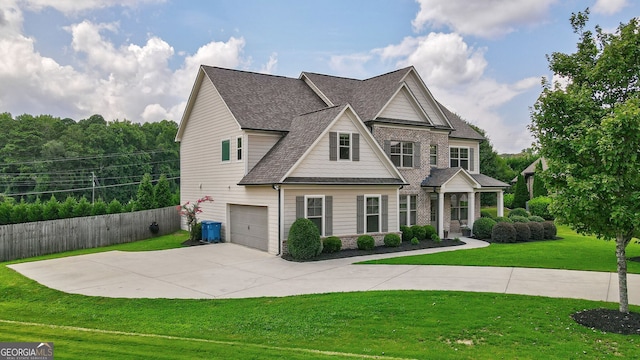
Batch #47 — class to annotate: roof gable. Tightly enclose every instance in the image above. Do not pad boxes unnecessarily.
[376,84,431,124]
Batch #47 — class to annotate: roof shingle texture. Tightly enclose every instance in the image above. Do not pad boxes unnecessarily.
[421,168,509,188]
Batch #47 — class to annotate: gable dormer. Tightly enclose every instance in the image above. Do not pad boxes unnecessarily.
[375,85,432,124]
[400,69,452,128]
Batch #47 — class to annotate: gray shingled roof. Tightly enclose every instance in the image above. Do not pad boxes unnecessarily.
[439,104,485,141]
[202,66,326,131]
[238,105,345,185]
[421,167,508,188]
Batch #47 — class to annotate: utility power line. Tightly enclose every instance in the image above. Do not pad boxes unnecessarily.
[3,176,180,197]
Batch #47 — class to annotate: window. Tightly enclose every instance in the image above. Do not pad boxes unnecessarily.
[399,195,417,227]
[450,147,469,170]
[390,141,414,167]
[236,136,243,161]
[366,196,380,232]
[339,133,350,160]
[450,194,468,221]
[221,139,230,162]
[306,196,323,235]
[430,145,437,166]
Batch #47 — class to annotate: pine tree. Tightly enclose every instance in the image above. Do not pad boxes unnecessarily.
[513,174,529,209]
[136,173,155,210]
[532,160,548,198]
[153,174,173,208]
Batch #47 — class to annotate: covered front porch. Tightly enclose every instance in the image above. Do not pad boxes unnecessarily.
[421,168,509,238]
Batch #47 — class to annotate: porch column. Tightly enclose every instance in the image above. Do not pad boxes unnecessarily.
[438,191,445,238]
[467,191,475,231]
[497,190,504,217]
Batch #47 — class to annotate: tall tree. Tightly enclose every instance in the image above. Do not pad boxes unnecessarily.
[530,10,640,313]
[531,161,548,198]
[512,174,529,209]
[136,173,155,210]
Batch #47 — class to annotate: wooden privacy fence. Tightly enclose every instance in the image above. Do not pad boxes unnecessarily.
[0,206,181,262]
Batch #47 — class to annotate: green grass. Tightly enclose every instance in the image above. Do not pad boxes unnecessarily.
[361,225,640,273]
[2,229,640,359]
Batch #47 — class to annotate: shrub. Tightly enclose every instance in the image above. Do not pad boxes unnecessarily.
[10,200,28,224]
[92,199,108,216]
[400,225,413,242]
[0,201,12,225]
[528,222,545,241]
[480,210,494,218]
[411,225,427,241]
[543,221,557,239]
[495,216,513,223]
[513,222,531,242]
[503,193,514,209]
[513,174,529,209]
[27,199,43,222]
[528,196,553,220]
[411,237,419,245]
[136,173,156,210]
[472,217,496,240]
[322,236,342,253]
[42,195,60,220]
[58,196,77,219]
[492,222,516,243]
[357,235,375,250]
[107,199,123,214]
[431,233,441,243]
[423,225,437,239]
[510,215,530,223]
[192,222,202,241]
[509,208,530,218]
[73,197,92,217]
[384,233,402,247]
[288,218,322,260]
[528,215,545,222]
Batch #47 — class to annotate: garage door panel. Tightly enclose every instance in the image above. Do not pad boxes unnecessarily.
[229,205,268,251]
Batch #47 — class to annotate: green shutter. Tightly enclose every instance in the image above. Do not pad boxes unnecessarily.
[221,140,230,161]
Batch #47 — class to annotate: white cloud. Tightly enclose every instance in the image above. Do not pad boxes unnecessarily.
[259,52,278,74]
[19,0,165,14]
[412,0,557,38]
[592,0,628,15]
[328,53,372,78]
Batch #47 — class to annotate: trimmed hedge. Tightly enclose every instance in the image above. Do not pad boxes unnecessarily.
[400,225,413,242]
[543,221,557,239]
[472,217,496,240]
[513,222,531,242]
[492,222,516,243]
[509,208,530,218]
[503,193,514,209]
[495,216,513,223]
[480,210,494,218]
[411,225,427,241]
[528,222,545,241]
[322,236,342,253]
[288,218,323,260]
[384,233,402,247]
[423,225,437,240]
[357,235,375,250]
[510,215,530,223]
[529,196,553,220]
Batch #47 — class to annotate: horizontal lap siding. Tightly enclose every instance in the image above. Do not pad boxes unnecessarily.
[247,133,281,171]
[291,113,393,178]
[180,78,279,253]
[379,88,425,122]
[404,74,446,126]
[282,186,398,239]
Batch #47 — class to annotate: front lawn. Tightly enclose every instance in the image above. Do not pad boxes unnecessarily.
[360,226,640,273]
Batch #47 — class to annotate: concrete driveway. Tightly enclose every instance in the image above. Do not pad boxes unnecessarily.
[8,239,640,305]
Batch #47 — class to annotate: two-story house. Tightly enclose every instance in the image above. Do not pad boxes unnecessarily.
[176,66,508,254]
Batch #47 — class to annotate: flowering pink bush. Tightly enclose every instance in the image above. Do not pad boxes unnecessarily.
[177,196,214,239]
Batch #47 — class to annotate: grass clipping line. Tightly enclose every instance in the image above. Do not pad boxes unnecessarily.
[0,319,416,360]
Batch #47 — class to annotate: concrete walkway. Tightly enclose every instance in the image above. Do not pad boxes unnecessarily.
[8,239,640,305]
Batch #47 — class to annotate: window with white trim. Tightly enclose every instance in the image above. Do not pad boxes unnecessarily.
[430,144,437,166]
[450,147,469,170]
[236,136,243,161]
[366,195,380,233]
[305,196,324,235]
[390,141,414,167]
[450,194,468,221]
[399,195,417,227]
[339,133,350,160]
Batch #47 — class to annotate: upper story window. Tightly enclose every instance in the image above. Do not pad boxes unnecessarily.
[221,139,230,162]
[339,133,351,160]
[450,147,469,170]
[236,136,243,161]
[390,141,414,168]
[430,145,437,166]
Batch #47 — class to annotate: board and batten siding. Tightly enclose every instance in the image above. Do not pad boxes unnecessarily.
[282,186,398,240]
[378,88,427,122]
[247,132,281,171]
[179,77,279,253]
[403,73,447,126]
[290,112,394,178]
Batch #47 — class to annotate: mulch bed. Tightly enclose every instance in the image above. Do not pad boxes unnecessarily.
[182,239,220,246]
[572,308,640,335]
[281,238,465,262]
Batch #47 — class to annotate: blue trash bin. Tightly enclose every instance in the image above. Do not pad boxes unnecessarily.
[201,221,213,242]
[210,221,221,243]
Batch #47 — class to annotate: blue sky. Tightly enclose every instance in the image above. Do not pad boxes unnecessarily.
[1,0,637,153]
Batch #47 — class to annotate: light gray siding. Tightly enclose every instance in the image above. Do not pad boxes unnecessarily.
[247,132,281,171]
[404,73,447,126]
[378,88,426,122]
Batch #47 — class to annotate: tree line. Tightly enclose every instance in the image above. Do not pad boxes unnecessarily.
[0,113,180,204]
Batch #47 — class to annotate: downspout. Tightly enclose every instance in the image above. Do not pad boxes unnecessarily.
[272,184,282,255]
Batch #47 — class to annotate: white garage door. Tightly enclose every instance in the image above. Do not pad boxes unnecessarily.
[229,205,269,251]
